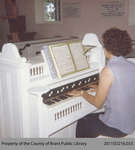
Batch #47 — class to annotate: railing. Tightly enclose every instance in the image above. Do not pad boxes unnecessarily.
[29,63,47,81]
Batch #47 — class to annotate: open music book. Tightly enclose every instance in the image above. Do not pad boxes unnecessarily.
[42,41,89,78]
[69,42,89,71]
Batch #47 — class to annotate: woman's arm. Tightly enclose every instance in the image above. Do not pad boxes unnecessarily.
[68,67,114,108]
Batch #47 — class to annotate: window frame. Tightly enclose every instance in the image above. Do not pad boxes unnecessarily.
[35,0,62,24]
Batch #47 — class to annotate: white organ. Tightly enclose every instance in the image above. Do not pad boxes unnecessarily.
[0,38,100,138]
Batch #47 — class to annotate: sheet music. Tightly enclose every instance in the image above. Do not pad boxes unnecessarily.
[51,44,75,76]
[69,42,89,71]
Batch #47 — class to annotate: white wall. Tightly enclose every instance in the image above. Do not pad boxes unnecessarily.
[1,0,135,43]
[0,0,9,49]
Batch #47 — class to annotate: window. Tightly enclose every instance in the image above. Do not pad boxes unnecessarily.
[35,0,61,24]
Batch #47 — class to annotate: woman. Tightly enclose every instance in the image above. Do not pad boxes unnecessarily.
[69,28,135,138]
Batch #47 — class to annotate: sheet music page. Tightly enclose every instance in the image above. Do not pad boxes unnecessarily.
[69,42,89,71]
[51,44,75,76]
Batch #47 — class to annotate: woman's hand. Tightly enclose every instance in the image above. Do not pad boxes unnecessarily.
[67,84,98,97]
[68,90,84,97]
[87,84,98,93]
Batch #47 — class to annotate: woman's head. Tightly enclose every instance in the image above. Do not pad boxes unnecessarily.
[102,28,132,57]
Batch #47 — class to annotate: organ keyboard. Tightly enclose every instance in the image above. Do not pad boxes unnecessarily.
[42,73,98,106]
[0,38,100,138]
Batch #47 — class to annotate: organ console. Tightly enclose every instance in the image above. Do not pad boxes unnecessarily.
[0,37,100,138]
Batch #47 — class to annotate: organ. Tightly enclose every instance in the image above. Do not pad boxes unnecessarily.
[0,37,100,138]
